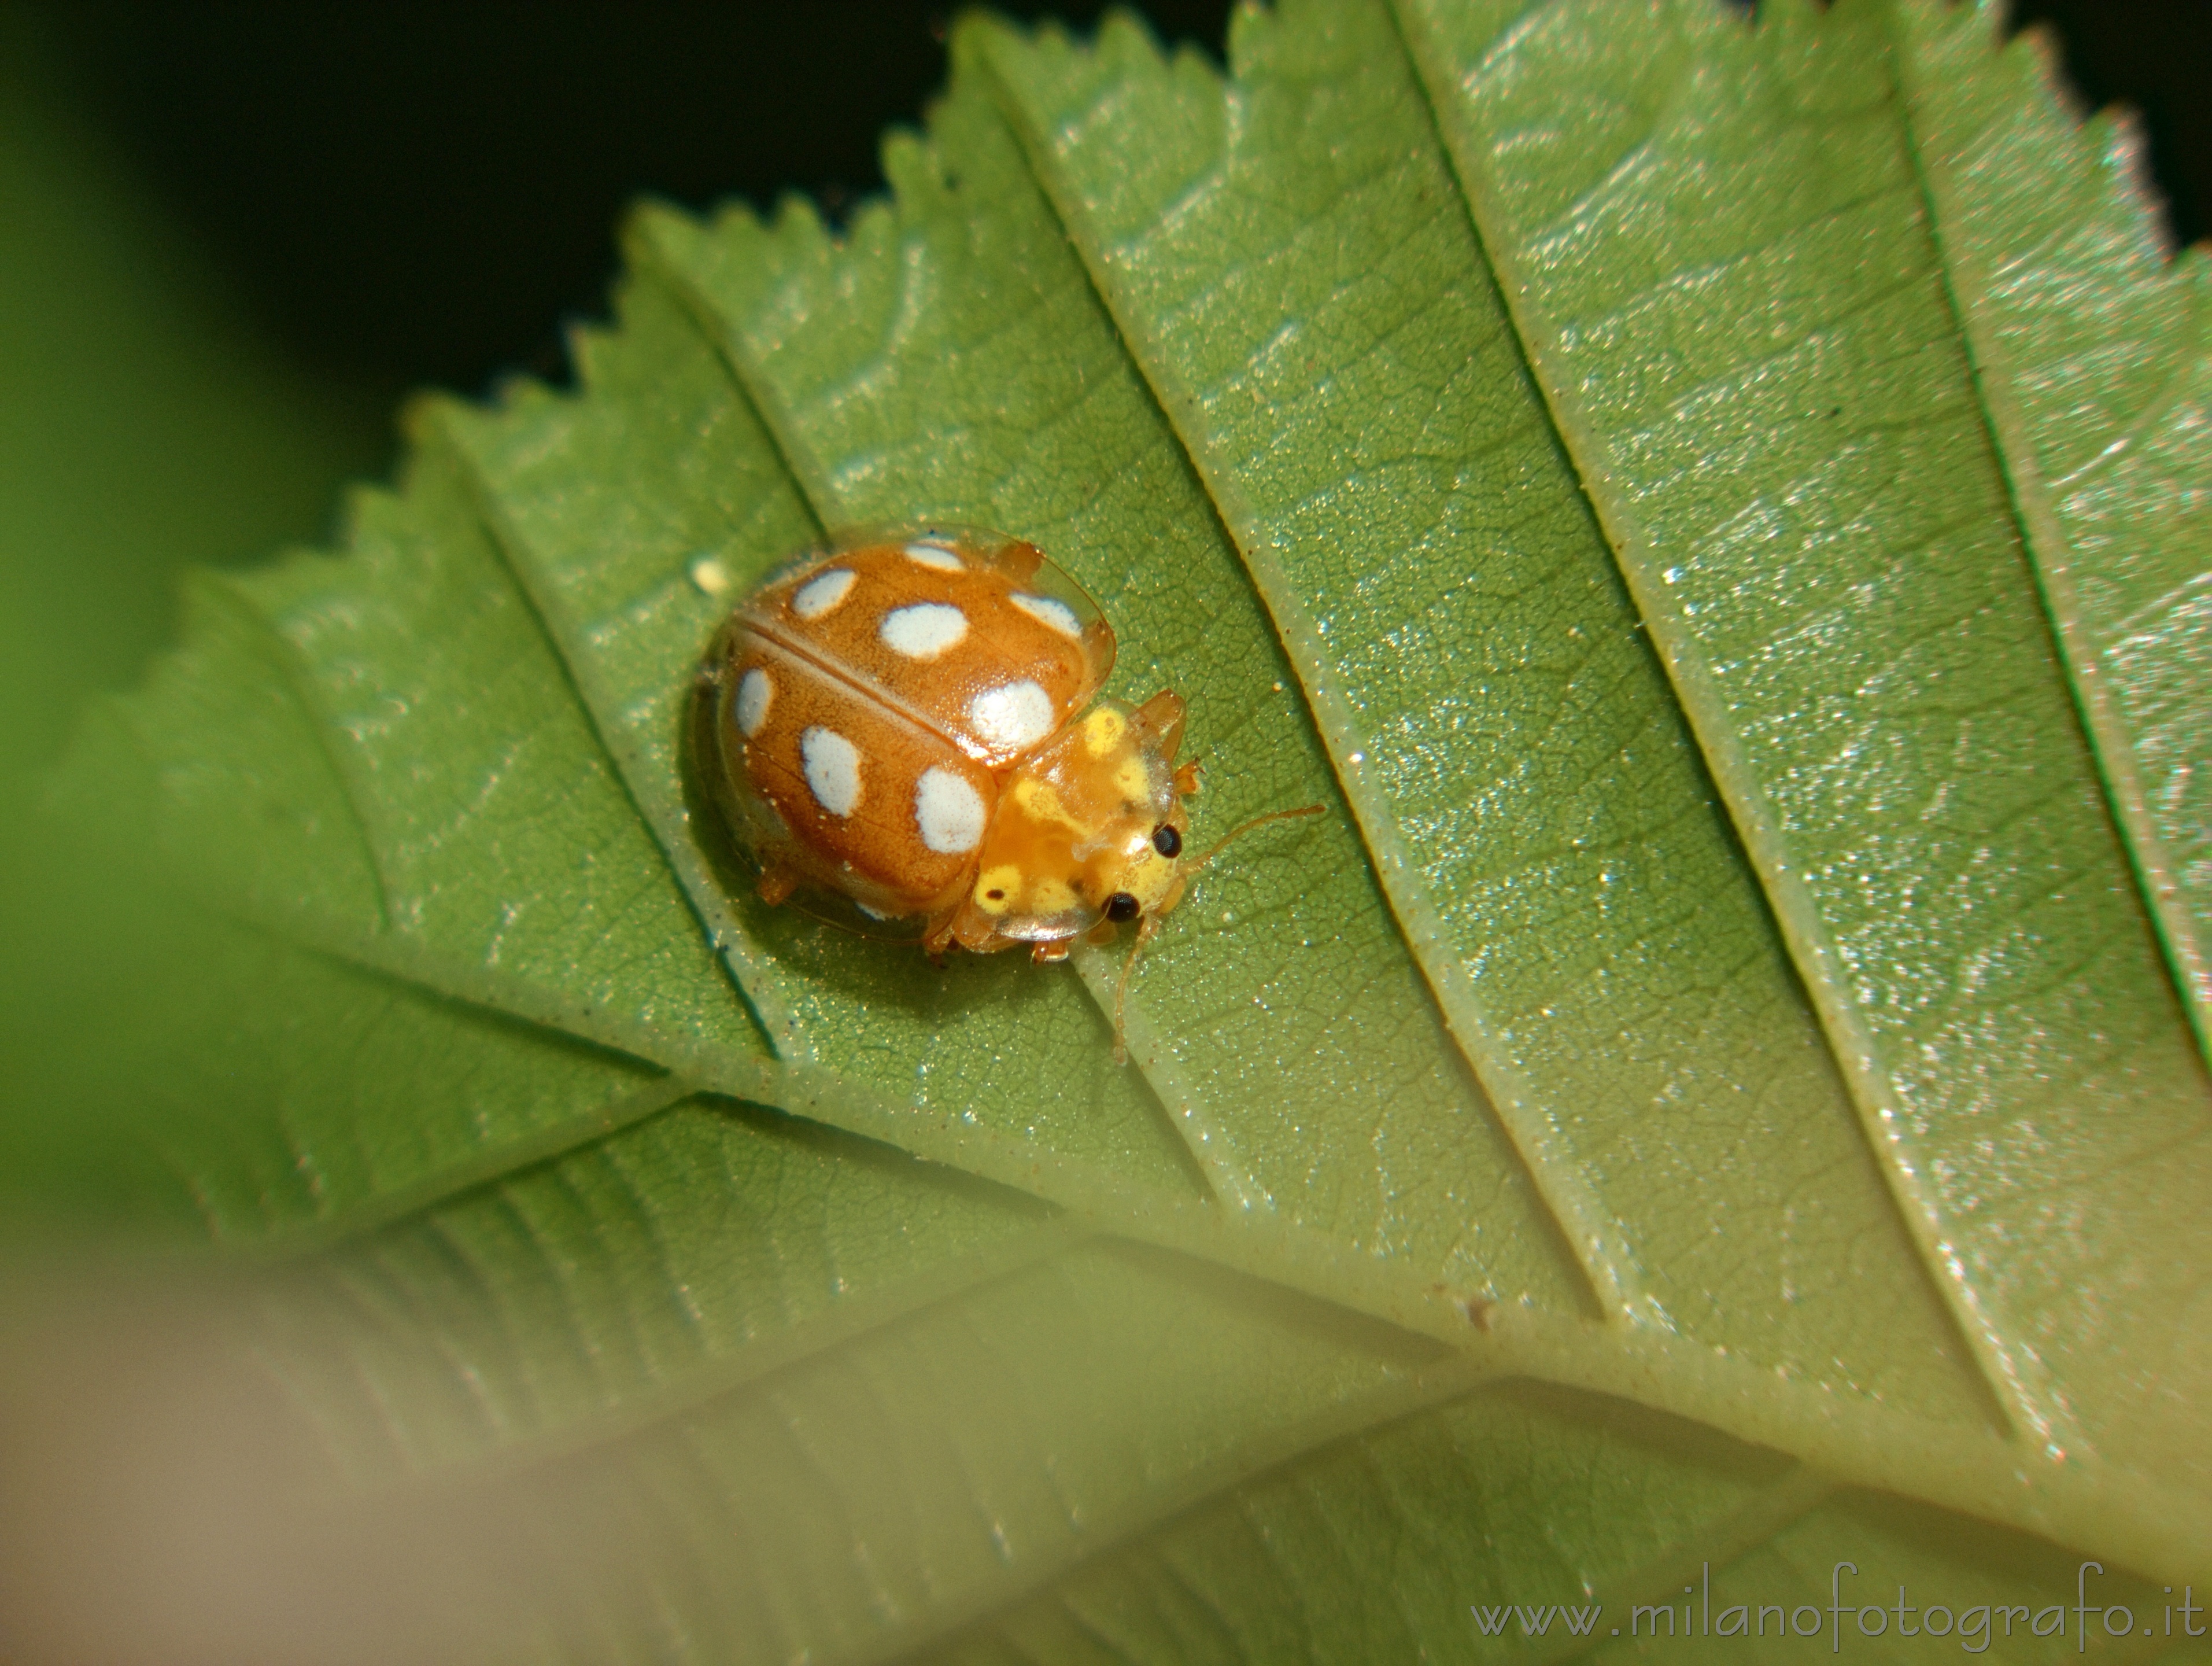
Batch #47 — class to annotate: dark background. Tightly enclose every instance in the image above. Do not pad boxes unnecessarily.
[25,0,2211,419]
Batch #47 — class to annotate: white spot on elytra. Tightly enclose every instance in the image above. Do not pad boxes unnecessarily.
[733,666,772,737]
[800,726,862,816]
[969,680,1054,751]
[903,541,965,571]
[881,602,968,659]
[915,766,987,853]
[793,567,856,618]
[1010,592,1082,637]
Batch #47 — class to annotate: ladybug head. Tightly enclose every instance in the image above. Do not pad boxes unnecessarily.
[958,691,1194,949]
[957,687,1323,1063]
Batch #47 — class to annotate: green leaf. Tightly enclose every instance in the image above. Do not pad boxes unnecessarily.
[1891,3,2212,1057]
[10,0,2210,1656]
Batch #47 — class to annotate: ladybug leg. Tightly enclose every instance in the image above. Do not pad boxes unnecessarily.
[757,865,800,907]
[1132,690,1187,760]
[950,900,1005,953]
[921,907,960,961]
[1173,760,1203,797]
[1084,918,1120,948]
[1030,939,1072,965]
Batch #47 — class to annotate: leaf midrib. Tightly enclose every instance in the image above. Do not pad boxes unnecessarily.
[182,909,2212,1579]
[190,877,2212,1588]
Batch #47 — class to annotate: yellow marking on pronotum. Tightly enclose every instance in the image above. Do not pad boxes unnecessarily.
[972,864,1022,915]
[1011,778,1083,831]
[1082,707,1127,757]
[1026,877,1079,914]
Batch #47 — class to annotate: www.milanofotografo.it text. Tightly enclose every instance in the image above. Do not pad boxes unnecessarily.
[1472,1564,2204,1652]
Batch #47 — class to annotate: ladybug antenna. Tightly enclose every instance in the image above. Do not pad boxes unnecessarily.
[1109,801,1326,1066]
[1186,802,1327,878]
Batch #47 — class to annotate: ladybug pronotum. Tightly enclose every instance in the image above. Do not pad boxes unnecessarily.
[693,528,1316,1057]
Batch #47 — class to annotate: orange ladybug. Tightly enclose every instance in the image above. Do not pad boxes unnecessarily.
[693,528,1316,1056]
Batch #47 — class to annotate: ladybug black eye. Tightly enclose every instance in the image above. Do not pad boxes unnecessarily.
[1105,892,1140,922]
[1151,824,1181,858]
